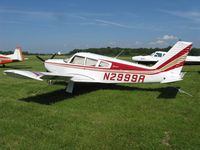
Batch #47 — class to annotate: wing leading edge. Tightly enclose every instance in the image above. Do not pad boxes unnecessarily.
[4,70,73,81]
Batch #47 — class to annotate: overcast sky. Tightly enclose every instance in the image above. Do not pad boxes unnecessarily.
[0,0,200,53]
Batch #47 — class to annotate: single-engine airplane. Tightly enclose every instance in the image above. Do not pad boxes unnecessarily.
[4,41,192,93]
[0,47,24,67]
[132,50,200,65]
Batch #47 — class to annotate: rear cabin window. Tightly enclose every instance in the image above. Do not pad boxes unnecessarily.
[99,61,110,68]
[70,56,85,65]
[85,58,98,66]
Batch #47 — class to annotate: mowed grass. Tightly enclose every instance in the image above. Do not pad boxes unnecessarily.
[0,55,200,150]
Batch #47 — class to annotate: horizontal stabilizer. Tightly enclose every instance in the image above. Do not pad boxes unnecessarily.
[160,72,186,83]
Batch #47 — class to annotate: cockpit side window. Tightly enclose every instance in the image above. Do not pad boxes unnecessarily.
[98,61,110,68]
[70,56,85,65]
[155,53,162,57]
[85,58,98,66]
[157,53,162,57]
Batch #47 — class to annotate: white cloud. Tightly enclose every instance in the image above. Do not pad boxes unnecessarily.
[162,35,178,40]
[150,35,178,46]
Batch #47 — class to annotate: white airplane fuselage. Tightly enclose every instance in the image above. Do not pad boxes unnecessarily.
[132,51,200,65]
[44,51,186,84]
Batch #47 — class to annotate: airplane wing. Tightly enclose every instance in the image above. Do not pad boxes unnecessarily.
[4,70,73,81]
[4,70,95,93]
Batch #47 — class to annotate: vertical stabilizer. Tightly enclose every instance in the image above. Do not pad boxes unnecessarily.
[10,47,24,61]
[152,41,192,74]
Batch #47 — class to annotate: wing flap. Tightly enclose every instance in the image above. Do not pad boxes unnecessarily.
[40,72,72,81]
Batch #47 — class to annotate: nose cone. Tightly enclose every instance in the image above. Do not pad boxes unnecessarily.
[45,59,64,63]
[44,59,65,72]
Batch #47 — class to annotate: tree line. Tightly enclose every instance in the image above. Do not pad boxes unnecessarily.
[1,46,200,56]
[68,46,200,56]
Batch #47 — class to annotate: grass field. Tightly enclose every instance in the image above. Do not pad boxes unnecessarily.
[0,55,200,149]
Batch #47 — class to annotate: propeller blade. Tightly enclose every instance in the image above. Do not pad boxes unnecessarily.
[36,53,56,62]
[36,55,45,62]
[50,53,57,59]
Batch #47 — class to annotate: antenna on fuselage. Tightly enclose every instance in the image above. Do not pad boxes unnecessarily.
[114,50,124,59]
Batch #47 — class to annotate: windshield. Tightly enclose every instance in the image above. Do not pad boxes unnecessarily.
[69,56,85,65]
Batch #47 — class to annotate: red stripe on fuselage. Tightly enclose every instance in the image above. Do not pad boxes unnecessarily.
[0,56,8,58]
[110,61,150,71]
[0,59,13,64]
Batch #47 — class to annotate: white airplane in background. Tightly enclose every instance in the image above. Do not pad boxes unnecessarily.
[4,41,192,93]
[0,47,24,67]
[132,50,200,65]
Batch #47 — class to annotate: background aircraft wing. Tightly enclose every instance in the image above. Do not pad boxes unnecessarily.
[4,70,73,81]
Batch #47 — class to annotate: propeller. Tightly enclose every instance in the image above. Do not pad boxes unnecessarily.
[36,53,57,62]
[50,53,57,59]
[36,55,45,62]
